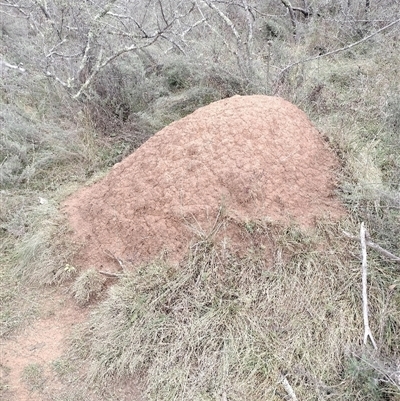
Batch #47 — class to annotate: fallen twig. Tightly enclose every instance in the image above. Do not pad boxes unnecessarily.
[99,270,123,278]
[279,373,298,401]
[360,222,377,350]
[343,230,400,264]
[104,248,126,271]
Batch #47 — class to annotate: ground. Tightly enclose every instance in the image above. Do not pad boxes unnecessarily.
[2,95,347,400]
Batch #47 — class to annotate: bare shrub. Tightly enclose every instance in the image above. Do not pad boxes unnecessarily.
[85,59,158,148]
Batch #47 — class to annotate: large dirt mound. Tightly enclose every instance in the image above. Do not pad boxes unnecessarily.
[64,95,344,270]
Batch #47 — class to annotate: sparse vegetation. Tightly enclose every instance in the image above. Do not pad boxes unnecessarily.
[1,0,400,400]
[22,363,45,392]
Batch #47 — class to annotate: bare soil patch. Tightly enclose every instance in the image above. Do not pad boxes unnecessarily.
[1,287,145,401]
[1,289,86,401]
[64,95,344,272]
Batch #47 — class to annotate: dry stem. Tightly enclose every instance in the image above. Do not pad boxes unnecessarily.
[342,230,400,264]
[360,222,377,350]
[280,374,298,401]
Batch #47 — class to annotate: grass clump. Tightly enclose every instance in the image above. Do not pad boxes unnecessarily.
[70,221,400,400]
[10,200,78,285]
[22,363,45,392]
[71,269,106,306]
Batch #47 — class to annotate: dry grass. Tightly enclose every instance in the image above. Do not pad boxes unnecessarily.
[71,269,106,306]
[0,192,53,337]
[9,199,79,285]
[69,220,400,400]
[21,363,45,392]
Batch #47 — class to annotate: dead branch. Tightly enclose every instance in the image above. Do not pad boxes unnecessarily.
[70,1,195,99]
[241,0,253,45]
[0,1,29,17]
[159,32,186,54]
[99,270,124,278]
[33,0,51,20]
[360,222,377,350]
[0,58,26,72]
[107,13,151,37]
[75,0,118,87]
[45,70,70,87]
[0,2,29,19]
[366,241,400,263]
[280,0,297,38]
[45,38,67,57]
[292,7,312,17]
[342,230,400,264]
[104,248,126,272]
[198,0,254,81]
[73,37,159,100]
[158,0,168,27]
[179,16,206,42]
[202,0,240,40]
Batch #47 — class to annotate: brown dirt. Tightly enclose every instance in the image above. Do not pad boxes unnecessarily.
[63,95,344,272]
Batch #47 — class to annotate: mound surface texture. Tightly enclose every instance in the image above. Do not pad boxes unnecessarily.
[64,95,343,270]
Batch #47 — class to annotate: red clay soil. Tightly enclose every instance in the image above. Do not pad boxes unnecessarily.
[64,95,344,271]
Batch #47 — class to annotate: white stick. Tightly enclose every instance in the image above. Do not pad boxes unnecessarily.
[280,374,298,401]
[342,230,400,263]
[360,222,378,350]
